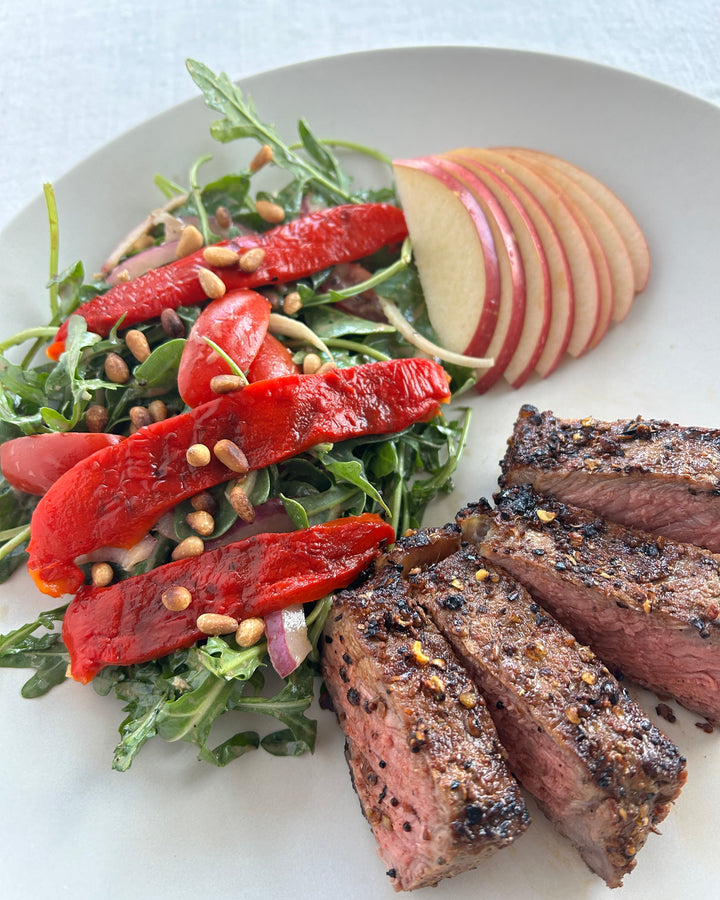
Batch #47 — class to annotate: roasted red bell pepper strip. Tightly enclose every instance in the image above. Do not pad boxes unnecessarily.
[0,432,123,495]
[63,513,394,683]
[247,333,300,382]
[27,358,449,597]
[48,204,408,359]
[177,288,271,407]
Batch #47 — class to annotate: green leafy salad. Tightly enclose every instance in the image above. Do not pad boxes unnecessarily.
[0,60,475,771]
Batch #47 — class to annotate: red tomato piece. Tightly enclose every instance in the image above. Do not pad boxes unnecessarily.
[247,334,300,382]
[0,432,122,495]
[177,289,271,407]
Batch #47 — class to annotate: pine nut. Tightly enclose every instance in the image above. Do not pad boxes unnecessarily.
[186,510,215,536]
[125,329,151,362]
[190,491,218,515]
[160,307,186,338]
[198,266,226,299]
[210,374,246,394]
[202,245,240,267]
[238,248,265,273]
[104,352,130,384]
[235,617,265,647]
[85,404,109,433]
[213,439,249,473]
[255,199,285,224]
[91,562,114,587]
[249,144,273,173]
[171,535,205,561]
[162,585,193,611]
[186,443,211,467]
[214,206,232,230]
[282,291,302,315]
[197,613,238,635]
[129,406,152,429]
[316,361,337,375]
[229,484,255,523]
[176,224,204,258]
[148,399,168,422]
[302,353,322,374]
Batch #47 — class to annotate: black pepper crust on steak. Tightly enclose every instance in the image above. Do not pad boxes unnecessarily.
[500,404,720,552]
[321,564,530,892]
[470,483,720,723]
[411,547,687,889]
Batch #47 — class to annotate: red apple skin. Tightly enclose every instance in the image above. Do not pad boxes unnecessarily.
[415,156,526,393]
[453,151,574,377]
[393,159,502,359]
[441,155,552,388]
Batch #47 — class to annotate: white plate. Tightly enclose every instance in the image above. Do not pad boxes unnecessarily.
[1,47,719,900]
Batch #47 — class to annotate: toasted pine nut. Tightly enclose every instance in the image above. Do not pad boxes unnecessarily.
[197,613,238,635]
[160,307,186,338]
[186,443,211,467]
[316,361,337,375]
[202,245,240,267]
[236,617,265,647]
[210,374,246,394]
[125,329,151,362]
[229,484,255,523]
[171,535,205,561]
[148,399,168,423]
[129,406,152,429]
[162,585,193,611]
[249,144,273,173]
[302,353,322,375]
[198,266,226,299]
[91,562,114,587]
[186,510,215,536]
[238,247,265,273]
[282,291,302,315]
[104,352,130,384]
[176,224,204,258]
[86,404,109,433]
[255,199,285,224]
[190,491,218,514]
[213,439,249,473]
[214,206,232,230]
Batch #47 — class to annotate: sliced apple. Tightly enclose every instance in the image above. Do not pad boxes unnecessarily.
[503,147,650,292]
[436,155,551,389]
[500,148,636,323]
[452,152,574,377]
[392,159,501,359]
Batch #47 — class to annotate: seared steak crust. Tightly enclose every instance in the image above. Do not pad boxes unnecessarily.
[501,404,720,552]
[322,565,530,892]
[412,547,687,888]
[475,483,720,722]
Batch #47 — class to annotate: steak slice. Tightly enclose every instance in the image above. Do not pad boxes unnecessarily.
[475,483,720,723]
[322,564,530,892]
[412,547,687,888]
[500,404,720,552]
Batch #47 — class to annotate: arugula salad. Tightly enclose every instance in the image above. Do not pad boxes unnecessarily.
[0,60,475,771]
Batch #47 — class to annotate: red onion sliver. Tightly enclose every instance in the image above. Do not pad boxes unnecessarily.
[265,604,312,678]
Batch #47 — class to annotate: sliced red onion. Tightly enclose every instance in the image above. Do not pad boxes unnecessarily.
[75,533,157,570]
[100,194,188,275]
[107,241,180,284]
[203,499,295,550]
[265,604,312,678]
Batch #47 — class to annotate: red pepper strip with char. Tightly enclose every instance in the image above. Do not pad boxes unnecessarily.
[48,204,408,359]
[63,513,394,683]
[27,358,450,598]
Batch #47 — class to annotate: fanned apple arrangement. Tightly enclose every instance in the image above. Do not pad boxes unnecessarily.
[393,148,650,391]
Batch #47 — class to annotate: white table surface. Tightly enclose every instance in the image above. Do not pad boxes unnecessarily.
[0,0,717,233]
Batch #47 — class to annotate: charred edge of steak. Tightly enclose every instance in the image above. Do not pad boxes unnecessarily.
[322,565,530,892]
[380,523,462,575]
[483,483,720,722]
[411,547,687,889]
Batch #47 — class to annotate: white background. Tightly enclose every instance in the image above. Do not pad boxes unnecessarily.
[0,0,717,231]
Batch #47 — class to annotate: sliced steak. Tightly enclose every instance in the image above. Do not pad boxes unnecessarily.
[474,483,720,723]
[412,548,687,888]
[322,564,530,891]
[500,404,720,552]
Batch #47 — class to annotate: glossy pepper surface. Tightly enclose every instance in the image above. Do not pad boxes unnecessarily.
[27,358,450,597]
[63,513,395,683]
[48,203,408,358]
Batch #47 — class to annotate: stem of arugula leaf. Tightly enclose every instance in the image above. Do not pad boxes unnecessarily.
[189,155,216,245]
[322,338,390,362]
[43,183,60,321]
[0,326,57,354]
[0,524,31,562]
[305,238,411,307]
[202,338,249,382]
[288,138,393,169]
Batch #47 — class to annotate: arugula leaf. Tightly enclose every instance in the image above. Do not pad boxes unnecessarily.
[0,605,68,698]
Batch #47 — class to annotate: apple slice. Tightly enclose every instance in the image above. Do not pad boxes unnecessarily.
[394,157,526,393]
[458,148,601,358]
[504,147,650,292]
[500,148,636,322]
[392,159,501,359]
[436,155,551,388]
